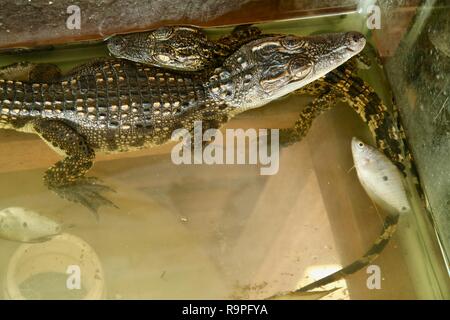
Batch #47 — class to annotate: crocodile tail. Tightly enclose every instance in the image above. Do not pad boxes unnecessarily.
[297,213,400,292]
[0,79,61,129]
[336,68,427,199]
[325,66,407,174]
[1,79,45,110]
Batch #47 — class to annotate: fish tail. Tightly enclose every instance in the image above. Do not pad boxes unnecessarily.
[297,214,400,292]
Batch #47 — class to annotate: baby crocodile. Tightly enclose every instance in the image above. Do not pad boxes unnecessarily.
[0,31,365,213]
[107,24,263,71]
[108,26,407,173]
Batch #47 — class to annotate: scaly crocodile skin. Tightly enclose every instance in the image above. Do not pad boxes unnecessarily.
[110,26,408,174]
[1,32,365,213]
[107,25,264,71]
[1,26,414,295]
[286,57,407,173]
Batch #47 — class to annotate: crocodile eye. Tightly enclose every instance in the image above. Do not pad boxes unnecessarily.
[152,26,174,40]
[156,54,171,63]
[251,41,281,57]
[153,45,176,64]
[107,37,127,54]
[281,37,304,50]
[288,57,312,79]
[260,65,289,92]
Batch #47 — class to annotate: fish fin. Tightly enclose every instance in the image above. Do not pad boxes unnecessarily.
[370,198,385,225]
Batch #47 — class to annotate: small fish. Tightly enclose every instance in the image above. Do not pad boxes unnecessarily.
[351,137,411,214]
[0,207,61,243]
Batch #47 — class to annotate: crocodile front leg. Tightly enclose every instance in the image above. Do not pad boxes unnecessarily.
[279,90,336,146]
[33,119,116,217]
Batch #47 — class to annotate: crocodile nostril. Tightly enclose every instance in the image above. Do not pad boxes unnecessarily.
[345,31,366,52]
[108,37,126,53]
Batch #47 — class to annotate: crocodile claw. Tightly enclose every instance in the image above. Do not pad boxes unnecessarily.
[49,177,117,220]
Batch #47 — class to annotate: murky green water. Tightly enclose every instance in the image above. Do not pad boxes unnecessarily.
[19,272,87,300]
[0,10,448,300]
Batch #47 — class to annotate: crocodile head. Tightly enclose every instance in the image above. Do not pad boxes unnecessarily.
[107,26,217,71]
[207,32,366,110]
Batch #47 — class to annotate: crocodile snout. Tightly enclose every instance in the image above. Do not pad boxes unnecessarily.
[107,37,127,56]
[344,32,366,53]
